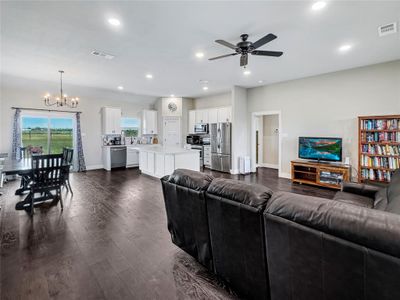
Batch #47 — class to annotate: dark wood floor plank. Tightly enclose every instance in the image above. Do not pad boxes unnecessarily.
[0,167,335,299]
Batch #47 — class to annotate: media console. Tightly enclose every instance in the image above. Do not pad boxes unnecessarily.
[291,160,351,190]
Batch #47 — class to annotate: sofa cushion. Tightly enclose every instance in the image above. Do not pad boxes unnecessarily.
[386,169,400,215]
[167,169,214,191]
[374,188,389,211]
[207,178,273,209]
[333,191,374,208]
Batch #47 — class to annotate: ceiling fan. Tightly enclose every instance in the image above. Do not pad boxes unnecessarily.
[209,33,283,67]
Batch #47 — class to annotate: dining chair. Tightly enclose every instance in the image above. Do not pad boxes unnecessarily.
[62,147,74,194]
[21,154,66,215]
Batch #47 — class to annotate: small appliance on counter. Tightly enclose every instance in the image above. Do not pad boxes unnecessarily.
[103,134,123,146]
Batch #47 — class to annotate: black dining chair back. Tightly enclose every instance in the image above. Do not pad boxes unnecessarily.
[62,147,74,164]
[25,154,66,215]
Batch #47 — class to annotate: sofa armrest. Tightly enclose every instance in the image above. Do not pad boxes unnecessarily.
[264,192,400,258]
[341,181,381,198]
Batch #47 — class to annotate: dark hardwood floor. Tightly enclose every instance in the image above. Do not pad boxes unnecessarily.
[0,167,335,299]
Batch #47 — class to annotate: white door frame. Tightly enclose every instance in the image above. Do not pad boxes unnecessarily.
[163,116,181,146]
[251,110,282,177]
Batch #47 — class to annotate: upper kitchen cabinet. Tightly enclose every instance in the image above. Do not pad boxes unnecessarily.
[208,108,218,124]
[102,107,121,134]
[141,110,158,135]
[195,109,208,124]
[217,106,232,123]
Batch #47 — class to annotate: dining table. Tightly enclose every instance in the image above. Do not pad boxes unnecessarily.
[2,158,36,195]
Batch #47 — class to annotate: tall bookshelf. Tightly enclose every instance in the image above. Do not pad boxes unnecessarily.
[359,115,400,183]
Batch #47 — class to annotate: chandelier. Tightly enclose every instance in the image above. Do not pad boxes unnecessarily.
[44,70,79,108]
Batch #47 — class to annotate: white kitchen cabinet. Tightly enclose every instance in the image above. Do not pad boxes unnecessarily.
[140,151,148,172]
[147,152,155,174]
[141,110,158,135]
[208,108,218,124]
[188,110,196,134]
[195,109,208,124]
[102,107,121,134]
[217,107,232,122]
[126,147,139,168]
[155,153,165,177]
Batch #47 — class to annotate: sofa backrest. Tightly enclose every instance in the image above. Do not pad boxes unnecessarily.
[374,169,400,215]
[161,169,214,270]
[264,191,400,300]
[206,178,273,300]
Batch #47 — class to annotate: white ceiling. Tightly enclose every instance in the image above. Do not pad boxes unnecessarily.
[1,1,400,98]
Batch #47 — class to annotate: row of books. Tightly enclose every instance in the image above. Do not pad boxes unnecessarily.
[360,155,399,170]
[361,119,400,130]
[361,144,400,156]
[361,169,394,182]
[363,132,400,143]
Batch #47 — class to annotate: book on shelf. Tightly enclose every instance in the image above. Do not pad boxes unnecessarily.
[360,155,399,169]
[361,144,400,155]
[361,168,392,182]
[361,118,400,130]
[359,116,400,183]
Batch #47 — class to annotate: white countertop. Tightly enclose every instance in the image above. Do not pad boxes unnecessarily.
[102,144,199,155]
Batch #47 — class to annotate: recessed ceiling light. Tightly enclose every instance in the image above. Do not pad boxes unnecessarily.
[108,18,121,26]
[203,86,209,91]
[243,70,251,76]
[311,1,327,11]
[170,94,175,97]
[117,86,124,90]
[145,74,153,79]
[258,80,263,84]
[339,44,352,52]
[195,52,205,58]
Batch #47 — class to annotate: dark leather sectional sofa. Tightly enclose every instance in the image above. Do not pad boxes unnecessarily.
[161,169,400,300]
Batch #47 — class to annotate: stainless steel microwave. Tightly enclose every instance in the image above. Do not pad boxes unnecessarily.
[194,123,209,134]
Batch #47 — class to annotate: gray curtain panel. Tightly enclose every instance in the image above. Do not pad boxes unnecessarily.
[76,112,86,172]
[11,108,22,160]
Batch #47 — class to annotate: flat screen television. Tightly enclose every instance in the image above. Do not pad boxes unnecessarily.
[298,137,342,162]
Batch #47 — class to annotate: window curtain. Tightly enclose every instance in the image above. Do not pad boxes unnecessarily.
[11,108,22,160]
[75,112,86,172]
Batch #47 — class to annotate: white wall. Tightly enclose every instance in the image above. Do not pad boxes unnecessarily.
[0,74,157,169]
[247,60,400,178]
[193,92,231,109]
[231,86,248,174]
[155,97,193,145]
[262,115,279,167]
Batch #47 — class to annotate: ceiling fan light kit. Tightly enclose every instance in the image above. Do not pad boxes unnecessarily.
[209,33,283,67]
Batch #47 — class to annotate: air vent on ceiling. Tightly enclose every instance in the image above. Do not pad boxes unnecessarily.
[378,22,397,37]
[91,50,115,60]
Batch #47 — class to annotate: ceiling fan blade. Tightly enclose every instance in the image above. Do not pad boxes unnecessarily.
[208,53,238,61]
[252,34,277,49]
[240,54,248,67]
[215,39,237,50]
[251,50,283,57]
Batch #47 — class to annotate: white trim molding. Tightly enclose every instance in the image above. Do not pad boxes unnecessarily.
[251,110,283,177]
[86,164,104,171]
[259,163,279,169]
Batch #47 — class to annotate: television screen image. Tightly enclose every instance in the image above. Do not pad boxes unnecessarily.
[299,137,342,162]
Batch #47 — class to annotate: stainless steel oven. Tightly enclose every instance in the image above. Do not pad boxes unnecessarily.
[194,123,209,134]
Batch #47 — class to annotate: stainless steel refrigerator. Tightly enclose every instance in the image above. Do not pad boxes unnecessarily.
[210,123,231,173]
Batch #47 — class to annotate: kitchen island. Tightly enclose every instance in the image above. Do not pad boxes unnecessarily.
[138,145,200,178]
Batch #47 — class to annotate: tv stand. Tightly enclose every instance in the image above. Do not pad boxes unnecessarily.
[291,160,351,190]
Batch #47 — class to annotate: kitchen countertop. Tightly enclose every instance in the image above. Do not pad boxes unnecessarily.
[102,144,199,155]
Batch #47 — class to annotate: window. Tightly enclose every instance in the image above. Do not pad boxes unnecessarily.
[21,115,74,154]
[121,117,140,137]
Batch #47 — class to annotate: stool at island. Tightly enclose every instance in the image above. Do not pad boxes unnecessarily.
[291,160,351,190]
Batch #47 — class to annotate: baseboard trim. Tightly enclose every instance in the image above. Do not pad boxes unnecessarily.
[279,172,291,179]
[259,163,279,169]
[86,164,104,171]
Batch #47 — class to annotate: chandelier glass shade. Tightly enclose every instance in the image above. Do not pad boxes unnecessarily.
[44,70,79,108]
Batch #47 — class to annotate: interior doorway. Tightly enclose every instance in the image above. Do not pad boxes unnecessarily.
[251,111,282,176]
[163,117,181,146]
